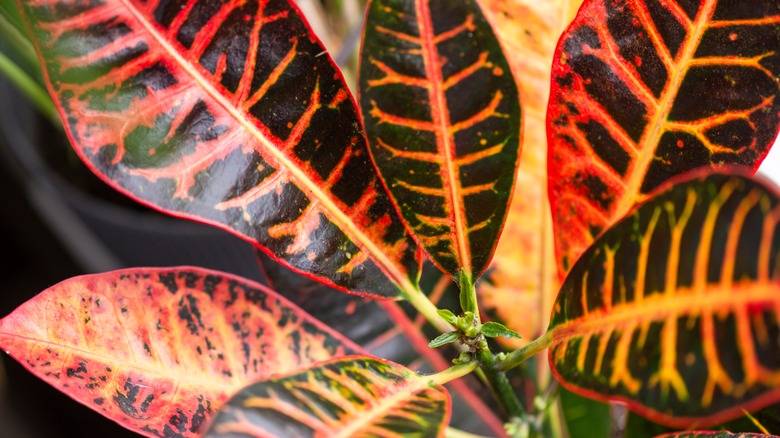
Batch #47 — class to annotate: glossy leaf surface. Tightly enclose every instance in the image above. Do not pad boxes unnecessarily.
[548,0,780,276]
[0,267,359,437]
[359,0,521,277]
[549,171,780,427]
[655,433,776,438]
[477,0,582,347]
[18,0,420,298]
[254,251,509,436]
[205,356,450,437]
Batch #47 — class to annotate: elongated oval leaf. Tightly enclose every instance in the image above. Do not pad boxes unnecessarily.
[205,356,451,437]
[0,267,360,437]
[18,0,420,298]
[359,0,521,278]
[549,170,780,427]
[548,0,780,276]
[478,0,582,346]
[655,433,776,438]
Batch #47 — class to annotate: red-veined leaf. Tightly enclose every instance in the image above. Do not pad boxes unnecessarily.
[204,356,452,437]
[655,433,777,438]
[548,0,780,277]
[477,0,582,347]
[17,0,420,299]
[0,267,360,437]
[358,0,521,278]
[548,170,780,427]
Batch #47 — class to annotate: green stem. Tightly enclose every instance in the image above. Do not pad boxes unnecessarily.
[425,360,478,386]
[500,331,554,372]
[477,349,525,420]
[0,50,59,126]
[458,270,479,318]
[401,287,453,334]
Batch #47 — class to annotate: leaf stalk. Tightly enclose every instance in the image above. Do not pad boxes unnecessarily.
[499,331,554,372]
[425,359,479,386]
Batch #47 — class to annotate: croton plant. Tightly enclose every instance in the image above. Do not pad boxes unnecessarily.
[1,0,779,437]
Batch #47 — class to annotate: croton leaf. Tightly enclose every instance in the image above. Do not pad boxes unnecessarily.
[548,170,780,427]
[359,0,521,278]
[17,0,421,299]
[477,0,582,348]
[548,0,780,277]
[204,356,451,437]
[254,250,509,435]
[0,267,360,437]
[655,433,777,438]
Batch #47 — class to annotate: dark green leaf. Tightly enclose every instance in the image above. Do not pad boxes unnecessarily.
[481,321,521,339]
[429,331,460,348]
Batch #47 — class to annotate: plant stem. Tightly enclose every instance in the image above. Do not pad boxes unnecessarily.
[0,51,59,126]
[401,287,454,334]
[499,331,554,372]
[458,270,479,318]
[477,349,525,420]
[424,360,479,386]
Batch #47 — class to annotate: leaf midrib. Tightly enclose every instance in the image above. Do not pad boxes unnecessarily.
[120,0,415,295]
[616,0,718,219]
[0,331,238,390]
[550,282,780,341]
[333,372,438,438]
[416,0,472,275]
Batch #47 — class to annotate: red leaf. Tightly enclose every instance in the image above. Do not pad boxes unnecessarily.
[0,267,360,437]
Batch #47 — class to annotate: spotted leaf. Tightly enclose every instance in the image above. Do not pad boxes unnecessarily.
[548,0,780,277]
[0,267,360,437]
[204,356,451,437]
[359,0,521,278]
[17,0,421,299]
[478,0,583,347]
[548,170,780,427]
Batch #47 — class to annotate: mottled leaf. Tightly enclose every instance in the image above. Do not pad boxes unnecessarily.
[477,0,582,347]
[549,170,780,427]
[18,0,421,298]
[205,356,451,437]
[359,0,521,278]
[548,0,780,276]
[0,267,359,437]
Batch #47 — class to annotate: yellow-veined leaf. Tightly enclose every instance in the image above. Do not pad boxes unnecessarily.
[204,356,456,437]
[549,170,780,427]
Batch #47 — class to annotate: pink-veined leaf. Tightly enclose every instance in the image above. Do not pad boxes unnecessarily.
[547,0,780,277]
[0,267,360,437]
[17,0,421,299]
